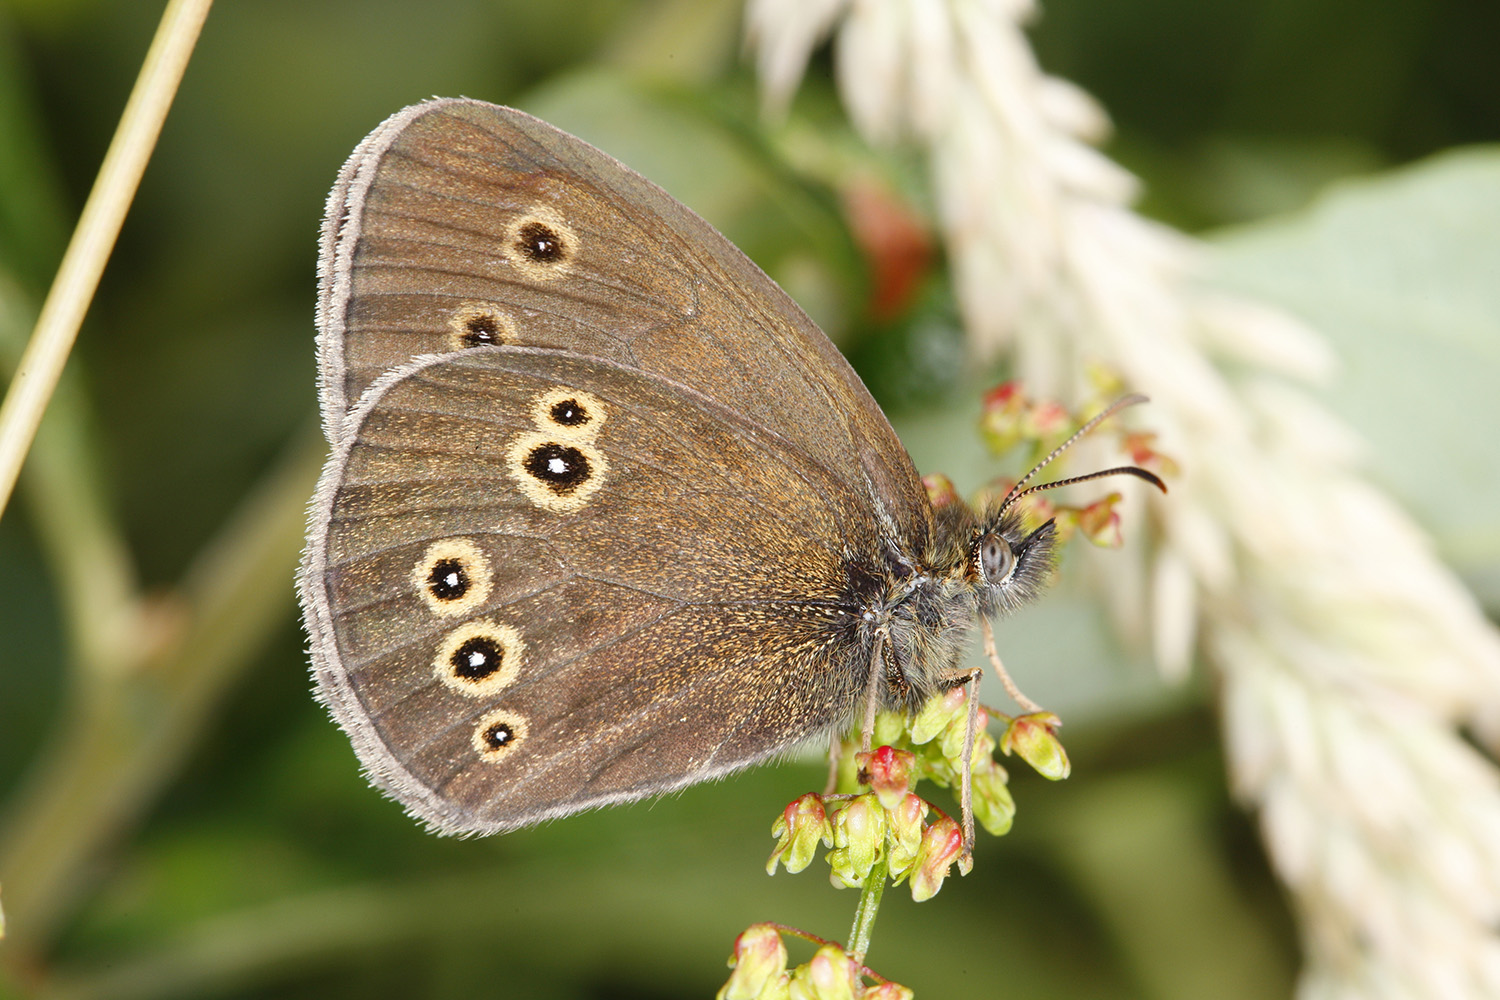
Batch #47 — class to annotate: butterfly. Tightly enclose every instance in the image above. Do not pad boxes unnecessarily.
[298,98,1163,837]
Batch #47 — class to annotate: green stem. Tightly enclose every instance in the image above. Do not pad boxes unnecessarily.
[0,0,213,517]
[0,430,324,963]
[846,855,889,965]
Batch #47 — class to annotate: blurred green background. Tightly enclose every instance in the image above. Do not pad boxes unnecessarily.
[1,0,1497,997]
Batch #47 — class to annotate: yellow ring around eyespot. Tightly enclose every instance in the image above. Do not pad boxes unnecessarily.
[501,204,576,282]
[433,619,524,697]
[529,386,606,442]
[411,537,493,618]
[504,431,607,515]
[472,708,530,760]
[447,301,518,351]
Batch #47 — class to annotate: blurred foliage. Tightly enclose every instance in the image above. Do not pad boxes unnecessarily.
[0,0,1494,998]
[1207,151,1500,608]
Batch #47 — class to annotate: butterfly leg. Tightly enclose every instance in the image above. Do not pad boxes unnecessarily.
[858,626,890,753]
[935,664,985,867]
[817,633,896,800]
[979,616,1042,713]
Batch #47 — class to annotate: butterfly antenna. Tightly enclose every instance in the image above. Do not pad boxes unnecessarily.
[996,394,1167,516]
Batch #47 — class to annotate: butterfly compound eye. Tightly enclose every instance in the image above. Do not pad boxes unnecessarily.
[979,535,1015,585]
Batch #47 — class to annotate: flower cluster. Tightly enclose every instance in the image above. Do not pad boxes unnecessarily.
[721,685,1074,997]
[718,925,914,1000]
[768,693,979,897]
[766,685,1071,899]
[730,686,1070,998]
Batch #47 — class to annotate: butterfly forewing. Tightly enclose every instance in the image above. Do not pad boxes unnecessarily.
[317,102,698,442]
[316,99,930,542]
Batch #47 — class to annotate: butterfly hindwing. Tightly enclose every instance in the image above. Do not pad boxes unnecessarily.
[303,347,874,832]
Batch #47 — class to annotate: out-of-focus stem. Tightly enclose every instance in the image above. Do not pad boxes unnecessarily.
[0,0,213,517]
[0,430,323,964]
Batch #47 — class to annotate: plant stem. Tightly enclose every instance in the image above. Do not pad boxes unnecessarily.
[0,0,213,517]
[0,431,323,963]
[846,855,888,965]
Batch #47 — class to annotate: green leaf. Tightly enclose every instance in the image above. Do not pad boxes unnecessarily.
[1208,147,1500,608]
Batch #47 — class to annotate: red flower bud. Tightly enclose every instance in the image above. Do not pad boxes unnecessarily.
[1075,493,1124,548]
[980,382,1028,454]
[858,746,916,809]
[922,472,961,509]
[910,816,964,901]
[1024,399,1069,438]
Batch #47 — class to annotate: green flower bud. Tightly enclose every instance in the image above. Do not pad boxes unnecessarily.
[909,686,968,745]
[827,794,887,889]
[910,816,964,902]
[789,944,858,1000]
[718,924,790,1000]
[768,793,833,875]
[971,760,1016,836]
[1000,712,1071,780]
[885,791,929,878]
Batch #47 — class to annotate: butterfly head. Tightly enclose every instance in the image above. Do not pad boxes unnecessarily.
[970,508,1058,616]
[963,393,1167,615]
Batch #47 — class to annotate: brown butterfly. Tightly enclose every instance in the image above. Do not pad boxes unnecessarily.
[298,99,1162,836]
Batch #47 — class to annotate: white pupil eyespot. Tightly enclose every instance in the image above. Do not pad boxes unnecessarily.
[467,650,487,669]
[548,456,568,474]
[444,571,460,587]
